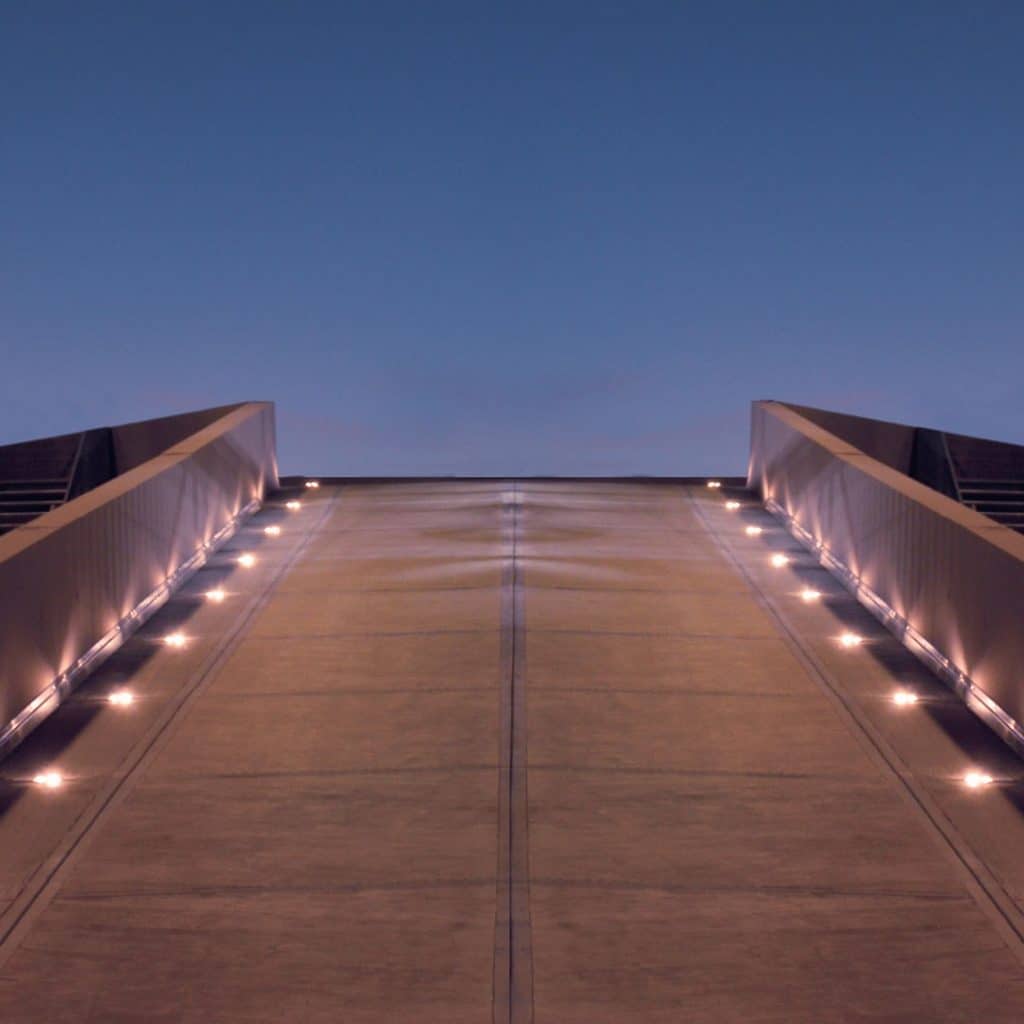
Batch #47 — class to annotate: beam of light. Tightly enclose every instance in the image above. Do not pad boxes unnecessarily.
[706,480,722,489]
[163,632,187,648]
[800,588,822,602]
[33,770,63,789]
[305,480,320,489]
[238,553,256,568]
[725,500,740,510]
[108,690,135,706]
[765,495,1024,765]
[839,632,864,648]
[205,588,226,603]
[963,770,994,789]
[891,690,919,707]
[770,553,789,568]
[745,526,763,537]
[0,498,260,769]
[286,500,301,510]
[264,525,281,537]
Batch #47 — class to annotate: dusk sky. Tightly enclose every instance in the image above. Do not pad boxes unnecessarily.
[3,3,1021,476]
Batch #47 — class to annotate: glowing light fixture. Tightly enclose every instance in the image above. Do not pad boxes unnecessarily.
[800,588,822,602]
[33,771,63,789]
[264,525,281,537]
[108,690,135,706]
[963,770,994,789]
[205,588,226,603]
[770,553,789,568]
[163,632,187,649]
[891,690,919,707]
[725,500,740,510]
[839,632,864,648]
[286,500,301,510]
[238,553,256,568]
[745,526,763,537]
[305,480,320,489]
[706,480,722,489]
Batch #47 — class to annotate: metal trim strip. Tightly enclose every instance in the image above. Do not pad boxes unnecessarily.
[0,498,260,759]
[765,497,1024,760]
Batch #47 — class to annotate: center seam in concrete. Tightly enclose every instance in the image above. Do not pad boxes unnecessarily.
[494,481,534,1024]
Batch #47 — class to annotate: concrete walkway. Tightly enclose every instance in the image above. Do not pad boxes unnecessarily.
[1,481,1024,1021]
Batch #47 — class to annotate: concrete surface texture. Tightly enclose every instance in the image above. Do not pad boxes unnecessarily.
[1,480,1024,1021]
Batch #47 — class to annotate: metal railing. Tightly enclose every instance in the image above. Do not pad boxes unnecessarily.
[0,402,277,758]
[749,400,1024,757]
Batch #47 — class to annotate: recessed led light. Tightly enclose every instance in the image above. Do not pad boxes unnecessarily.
[725,500,740,510]
[205,588,226,603]
[800,588,822,602]
[839,632,864,648]
[286,500,301,510]
[108,690,135,706]
[745,526,763,537]
[237,553,256,568]
[891,690,919,706]
[33,771,63,789]
[963,770,994,789]
[305,481,320,489]
[706,480,722,489]
[264,525,281,537]
[770,553,789,568]
[163,632,187,648]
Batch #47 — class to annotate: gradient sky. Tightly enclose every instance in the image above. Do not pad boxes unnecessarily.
[3,2,1022,476]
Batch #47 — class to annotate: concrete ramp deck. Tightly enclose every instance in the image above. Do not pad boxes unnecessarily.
[2,481,1024,1021]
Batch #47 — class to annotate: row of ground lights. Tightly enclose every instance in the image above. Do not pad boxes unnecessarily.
[31,486,319,791]
[705,479,997,792]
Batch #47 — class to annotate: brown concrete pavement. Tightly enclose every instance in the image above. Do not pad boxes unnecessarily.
[0,481,1024,1021]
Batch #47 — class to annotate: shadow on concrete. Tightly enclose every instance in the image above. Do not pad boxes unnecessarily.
[772,554,1024,814]
[0,548,259,818]
[3,702,105,779]
[0,780,24,816]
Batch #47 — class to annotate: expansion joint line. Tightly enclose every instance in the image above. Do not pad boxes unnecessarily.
[684,487,1024,969]
[494,480,534,1024]
[0,490,343,969]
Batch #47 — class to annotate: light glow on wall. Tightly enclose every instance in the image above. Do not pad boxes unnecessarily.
[891,690,919,706]
[766,495,1024,764]
[963,770,994,789]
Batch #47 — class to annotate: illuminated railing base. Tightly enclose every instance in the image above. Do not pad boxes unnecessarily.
[765,498,1024,760]
[0,499,261,760]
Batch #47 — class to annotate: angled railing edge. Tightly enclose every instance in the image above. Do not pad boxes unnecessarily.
[0,402,276,761]
[750,400,1024,760]
[0,498,260,760]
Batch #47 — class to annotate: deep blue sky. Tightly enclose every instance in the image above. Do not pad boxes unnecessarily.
[3,3,1021,475]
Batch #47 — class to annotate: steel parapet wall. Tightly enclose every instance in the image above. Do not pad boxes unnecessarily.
[749,400,1024,745]
[0,402,277,753]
